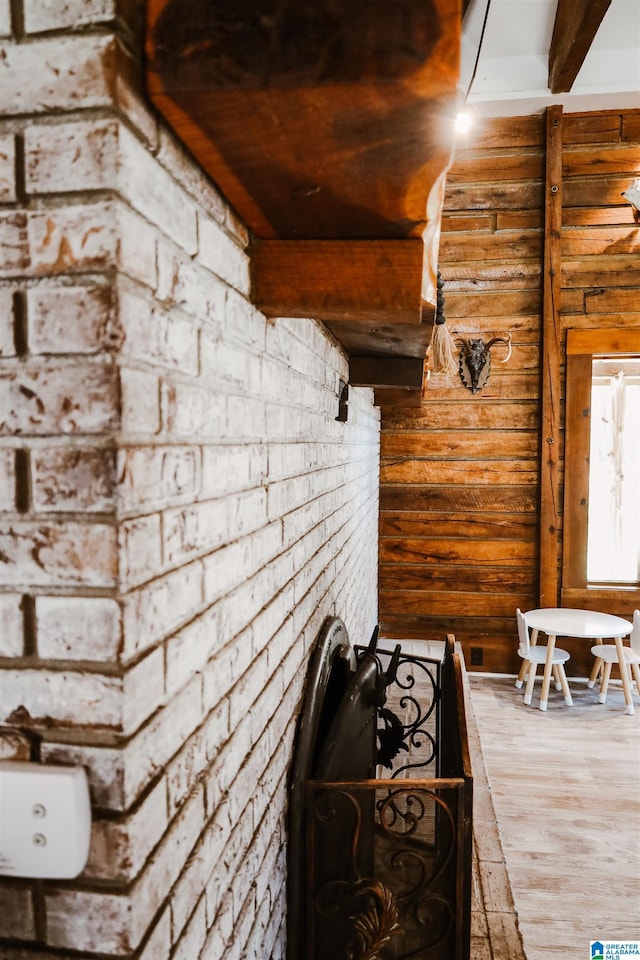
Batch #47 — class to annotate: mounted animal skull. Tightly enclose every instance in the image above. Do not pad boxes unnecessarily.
[458,334,512,394]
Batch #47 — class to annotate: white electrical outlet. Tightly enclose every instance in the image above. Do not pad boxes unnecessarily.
[0,761,91,879]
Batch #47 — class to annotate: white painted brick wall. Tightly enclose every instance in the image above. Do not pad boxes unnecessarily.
[0,886,35,940]
[0,288,16,357]
[27,201,118,275]
[0,35,116,115]
[0,521,118,587]
[36,596,122,660]
[23,0,116,34]
[0,593,23,655]
[24,119,119,194]
[0,11,380,960]
[0,0,11,36]
[0,447,15,511]
[26,283,119,355]
[0,133,16,202]
[31,446,117,512]
[0,361,120,435]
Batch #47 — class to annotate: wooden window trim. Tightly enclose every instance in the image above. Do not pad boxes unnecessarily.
[561,328,640,610]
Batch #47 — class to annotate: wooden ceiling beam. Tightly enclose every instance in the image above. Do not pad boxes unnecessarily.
[548,0,613,94]
[349,357,425,388]
[145,0,461,395]
[251,239,426,325]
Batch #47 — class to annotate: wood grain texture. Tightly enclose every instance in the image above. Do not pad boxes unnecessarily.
[549,0,613,93]
[468,674,640,956]
[379,107,640,667]
[380,459,539,485]
[559,354,591,593]
[379,513,537,539]
[538,105,563,608]
[379,538,536,565]
[379,563,536,590]
[378,485,538,513]
[146,4,460,238]
[145,0,461,362]
[251,238,425,325]
[380,430,538,459]
[380,400,539,430]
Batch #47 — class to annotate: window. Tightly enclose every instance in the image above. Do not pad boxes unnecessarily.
[562,329,640,607]
[586,358,640,582]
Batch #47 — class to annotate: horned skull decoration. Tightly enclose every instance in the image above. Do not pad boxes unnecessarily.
[458,334,512,393]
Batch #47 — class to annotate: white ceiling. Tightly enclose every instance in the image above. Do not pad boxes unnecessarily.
[460,0,640,117]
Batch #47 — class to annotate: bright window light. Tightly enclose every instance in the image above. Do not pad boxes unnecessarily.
[455,111,472,134]
[587,358,640,583]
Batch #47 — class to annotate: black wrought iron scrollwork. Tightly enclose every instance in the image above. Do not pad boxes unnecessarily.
[377,788,457,956]
[377,707,409,769]
[364,649,439,778]
[303,636,473,960]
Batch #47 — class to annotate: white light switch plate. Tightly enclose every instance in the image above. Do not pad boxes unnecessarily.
[0,760,91,879]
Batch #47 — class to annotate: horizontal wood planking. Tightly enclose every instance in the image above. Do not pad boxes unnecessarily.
[432,289,542,319]
[379,564,535,592]
[444,180,544,211]
[380,460,538,485]
[380,591,537,618]
[562,263,640,287]
[379,484,538,513]
[468,115,545,150]
[380,613,520,636]
[563,174,638,207]
[561,227,640,256]
[380,400,539,430]
[439,233,542,263]
[380,430,538,459]
[622,113,640,140]
[379,109,640,667]
[420,373,539,401]
[380,565,534,594]
[379,614,526,674]
[446,151,545,183]
[379,513,537,539]
[562,206,639,227]
[381,115,541,661]
[562,144,640,176]
[559,94,640,642]
[437,272,542,294]
[563,111,625,142]
[379,538,536,565]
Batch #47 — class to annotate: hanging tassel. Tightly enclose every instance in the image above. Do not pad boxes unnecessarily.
[429,272,458,376]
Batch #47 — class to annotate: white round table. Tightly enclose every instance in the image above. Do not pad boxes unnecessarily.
[522,608,633,712]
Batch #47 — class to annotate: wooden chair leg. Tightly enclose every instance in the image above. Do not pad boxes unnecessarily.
[523,661,537,706]
[557,665,572,705]
[599,661,613,703]
[588,657,603,688]
[615,637,635,716]
[539,636,556,711]
[630,661,640,698]
[552,664,562,691]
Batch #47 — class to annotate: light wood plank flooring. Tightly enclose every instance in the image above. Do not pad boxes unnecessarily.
[467,675,640,959]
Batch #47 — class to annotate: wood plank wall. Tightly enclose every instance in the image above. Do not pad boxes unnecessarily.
[378,109,640,674]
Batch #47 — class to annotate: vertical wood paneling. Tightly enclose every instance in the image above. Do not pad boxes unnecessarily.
[538,105,564,607]
[379,109,640,675]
